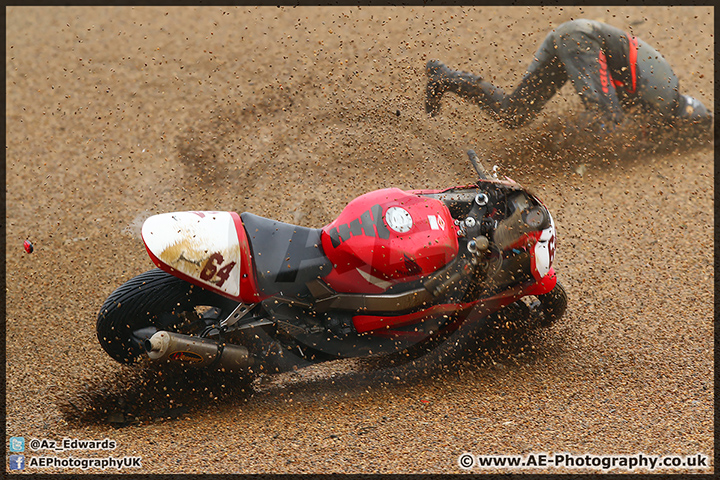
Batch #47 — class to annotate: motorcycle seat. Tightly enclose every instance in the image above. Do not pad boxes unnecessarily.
[240,212,332,298]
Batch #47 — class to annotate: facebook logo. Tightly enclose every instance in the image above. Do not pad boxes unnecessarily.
[9,436,25,452]
[9,454,26,470]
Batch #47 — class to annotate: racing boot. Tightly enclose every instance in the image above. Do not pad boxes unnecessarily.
[426,60,501,116]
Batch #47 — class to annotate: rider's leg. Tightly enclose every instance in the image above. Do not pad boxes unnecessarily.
[425,31,568,128]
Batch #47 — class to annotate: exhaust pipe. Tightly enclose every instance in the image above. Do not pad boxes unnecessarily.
[144,331,254,371]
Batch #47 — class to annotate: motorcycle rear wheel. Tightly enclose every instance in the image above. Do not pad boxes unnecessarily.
[96,268,238,364]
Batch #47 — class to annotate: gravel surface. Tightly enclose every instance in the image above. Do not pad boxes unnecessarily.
[5,5,714,474]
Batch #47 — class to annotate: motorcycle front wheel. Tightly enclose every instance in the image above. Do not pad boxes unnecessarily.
[96,268,239,364]
[535,280,567,327]
[382,281,568,377]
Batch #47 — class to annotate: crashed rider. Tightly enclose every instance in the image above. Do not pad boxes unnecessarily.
[425,19,713,133]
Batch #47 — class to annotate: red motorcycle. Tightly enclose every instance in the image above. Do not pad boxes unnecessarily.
[97,151,566,375]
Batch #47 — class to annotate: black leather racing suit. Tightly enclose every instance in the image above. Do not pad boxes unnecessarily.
[431,19,681,128]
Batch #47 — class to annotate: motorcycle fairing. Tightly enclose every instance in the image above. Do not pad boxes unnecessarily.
[142,211,261,302]
[353,266,557,334]
[524,267,558,296]
[353,301,475,334]
[530,212,556,281]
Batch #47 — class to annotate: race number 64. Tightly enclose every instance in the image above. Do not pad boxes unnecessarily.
[199,252,236,288]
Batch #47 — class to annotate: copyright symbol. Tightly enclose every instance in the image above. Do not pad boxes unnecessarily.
[458,453,475,469]
[29,439,41,451]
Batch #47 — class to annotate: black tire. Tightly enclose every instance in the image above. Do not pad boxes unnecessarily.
[536,280,567,328]
[96,268,238,364]
[377,305,500,379]
[383,282,567,379]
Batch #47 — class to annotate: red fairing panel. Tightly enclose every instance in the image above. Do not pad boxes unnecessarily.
[321,188,459,294]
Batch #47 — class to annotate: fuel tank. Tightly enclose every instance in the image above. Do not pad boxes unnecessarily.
[321,188,459,294]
